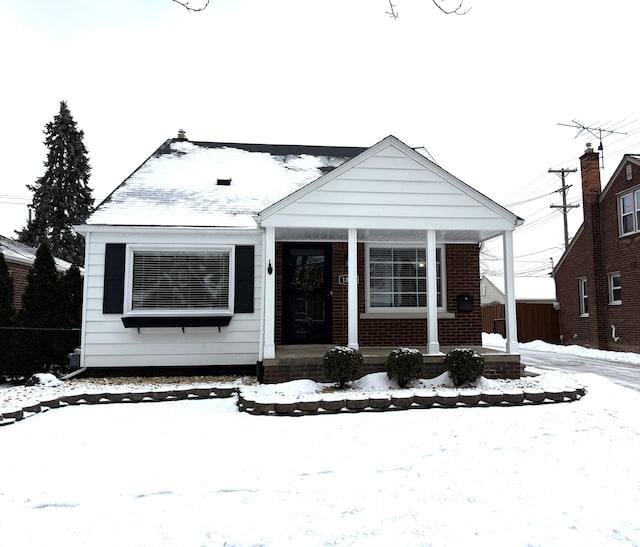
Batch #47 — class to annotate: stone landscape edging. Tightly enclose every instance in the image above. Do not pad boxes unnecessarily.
[0,385,587,426]
[237,386,586,415]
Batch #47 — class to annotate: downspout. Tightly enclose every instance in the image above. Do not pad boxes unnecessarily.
[64,226,91,379]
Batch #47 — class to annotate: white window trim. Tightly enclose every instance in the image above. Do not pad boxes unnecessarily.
[578,277,589,317]
[364,243,446,314]
[123,244,235,317]
[618,186,640,236]
[608,272,622,305]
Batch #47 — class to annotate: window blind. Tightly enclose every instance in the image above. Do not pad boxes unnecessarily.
[132,251,230,310]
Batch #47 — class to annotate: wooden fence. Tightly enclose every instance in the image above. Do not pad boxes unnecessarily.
[481,302,560,344]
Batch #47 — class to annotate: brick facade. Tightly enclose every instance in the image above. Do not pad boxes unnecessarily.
[275,241,482,348]
[7,261,30,311]
[555,149,640,352]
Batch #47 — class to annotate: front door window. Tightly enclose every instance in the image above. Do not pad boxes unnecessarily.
[284,245,332,343]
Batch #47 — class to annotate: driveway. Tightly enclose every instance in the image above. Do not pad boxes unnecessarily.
[519,346,640,392]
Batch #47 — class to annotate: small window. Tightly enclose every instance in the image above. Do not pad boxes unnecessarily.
[131,249,231,313]
[619,187,640,235]
[367,245,443,311]
[609,273,622,305]
[578,277,588,316]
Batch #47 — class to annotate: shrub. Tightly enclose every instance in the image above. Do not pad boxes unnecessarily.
[444,348,485,387]
[323,346,363,389]
[386,347,423,388]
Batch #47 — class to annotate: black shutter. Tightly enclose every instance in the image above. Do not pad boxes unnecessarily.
[103,243,126,314]
[234,246,254,313]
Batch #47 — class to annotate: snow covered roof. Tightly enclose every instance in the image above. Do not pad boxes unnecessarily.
[483,275,556,302]
[87,139,366,228]
[0,234,74,273]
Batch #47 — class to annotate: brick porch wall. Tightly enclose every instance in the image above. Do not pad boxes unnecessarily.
[276,242,483,348]
[263,354,521,384]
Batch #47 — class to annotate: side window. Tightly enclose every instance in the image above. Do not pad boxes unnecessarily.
[619,188,640,235]
[578,277,588,316]
[608,273,622,305]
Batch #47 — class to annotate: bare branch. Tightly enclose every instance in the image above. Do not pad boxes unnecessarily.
[431,0,471,15]
[387,0,398,19]
[171,0,210,13]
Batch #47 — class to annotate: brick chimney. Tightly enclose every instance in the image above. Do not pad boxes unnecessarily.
[580,143,601,223]
[177,129,188,140]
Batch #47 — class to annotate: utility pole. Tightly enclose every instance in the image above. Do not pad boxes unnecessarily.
[549,168,578,248]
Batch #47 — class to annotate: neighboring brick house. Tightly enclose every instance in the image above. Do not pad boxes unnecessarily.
[554,146,640,352]
[0,235,74,311]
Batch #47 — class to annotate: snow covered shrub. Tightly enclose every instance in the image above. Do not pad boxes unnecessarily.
[444,348,485,387]
[386,347,423,388]
[323,346,363,389]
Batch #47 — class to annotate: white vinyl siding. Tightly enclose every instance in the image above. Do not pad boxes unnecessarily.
[132,250,230,312]
[80,230,261,369]
[367,245,443,312]
[262,142,518,233]
[619,187,640,235]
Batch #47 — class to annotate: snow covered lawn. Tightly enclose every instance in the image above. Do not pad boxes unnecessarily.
[1,367,640,545]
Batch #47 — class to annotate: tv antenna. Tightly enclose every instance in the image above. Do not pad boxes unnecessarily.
[557,120,627,168]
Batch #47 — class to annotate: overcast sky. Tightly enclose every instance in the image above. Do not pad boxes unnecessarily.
[1,0,639,274]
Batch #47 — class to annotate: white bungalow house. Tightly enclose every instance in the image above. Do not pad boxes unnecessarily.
[76,134,523,382]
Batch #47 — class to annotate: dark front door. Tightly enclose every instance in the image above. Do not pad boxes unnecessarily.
[283,244,332,343]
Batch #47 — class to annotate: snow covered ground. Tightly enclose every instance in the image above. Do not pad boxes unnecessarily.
[1,339,640,546]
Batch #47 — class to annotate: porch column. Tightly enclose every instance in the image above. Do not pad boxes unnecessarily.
[263,226,276,359]
[503,230,519,353]
[347,228,359,350]
[426,229,440,354]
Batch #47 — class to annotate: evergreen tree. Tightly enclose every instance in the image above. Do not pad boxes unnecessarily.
[19,242,59,327]
[18,100,94,266]
[0,251,14,325]
[58,264,83,328]
[13,243,62,377]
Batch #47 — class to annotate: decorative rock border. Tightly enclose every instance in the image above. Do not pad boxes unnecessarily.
[237,386,587,416]
[0,386,237,427]
[1,385,587,426]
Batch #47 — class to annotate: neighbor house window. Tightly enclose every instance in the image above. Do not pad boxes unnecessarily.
[609,272,622,305]
[578,277,588,316]
[130,249,231,313]
[619,187,640,235]
[367,246,443,311]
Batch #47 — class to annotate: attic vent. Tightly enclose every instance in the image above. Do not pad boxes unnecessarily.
[626,164,633,181]
[217,178,232,186]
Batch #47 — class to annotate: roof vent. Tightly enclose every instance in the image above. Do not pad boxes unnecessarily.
[177,129,188,140]
[217,178,232,186]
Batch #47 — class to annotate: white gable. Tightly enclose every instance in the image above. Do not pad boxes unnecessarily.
[260,136,521,241]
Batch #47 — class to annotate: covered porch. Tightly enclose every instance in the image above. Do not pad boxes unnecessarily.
[256,135,524,380]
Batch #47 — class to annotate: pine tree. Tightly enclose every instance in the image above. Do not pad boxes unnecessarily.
[13,243,63,377]
[18,100,94,266]
[19,242,59,327]
[58,264,83,328]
